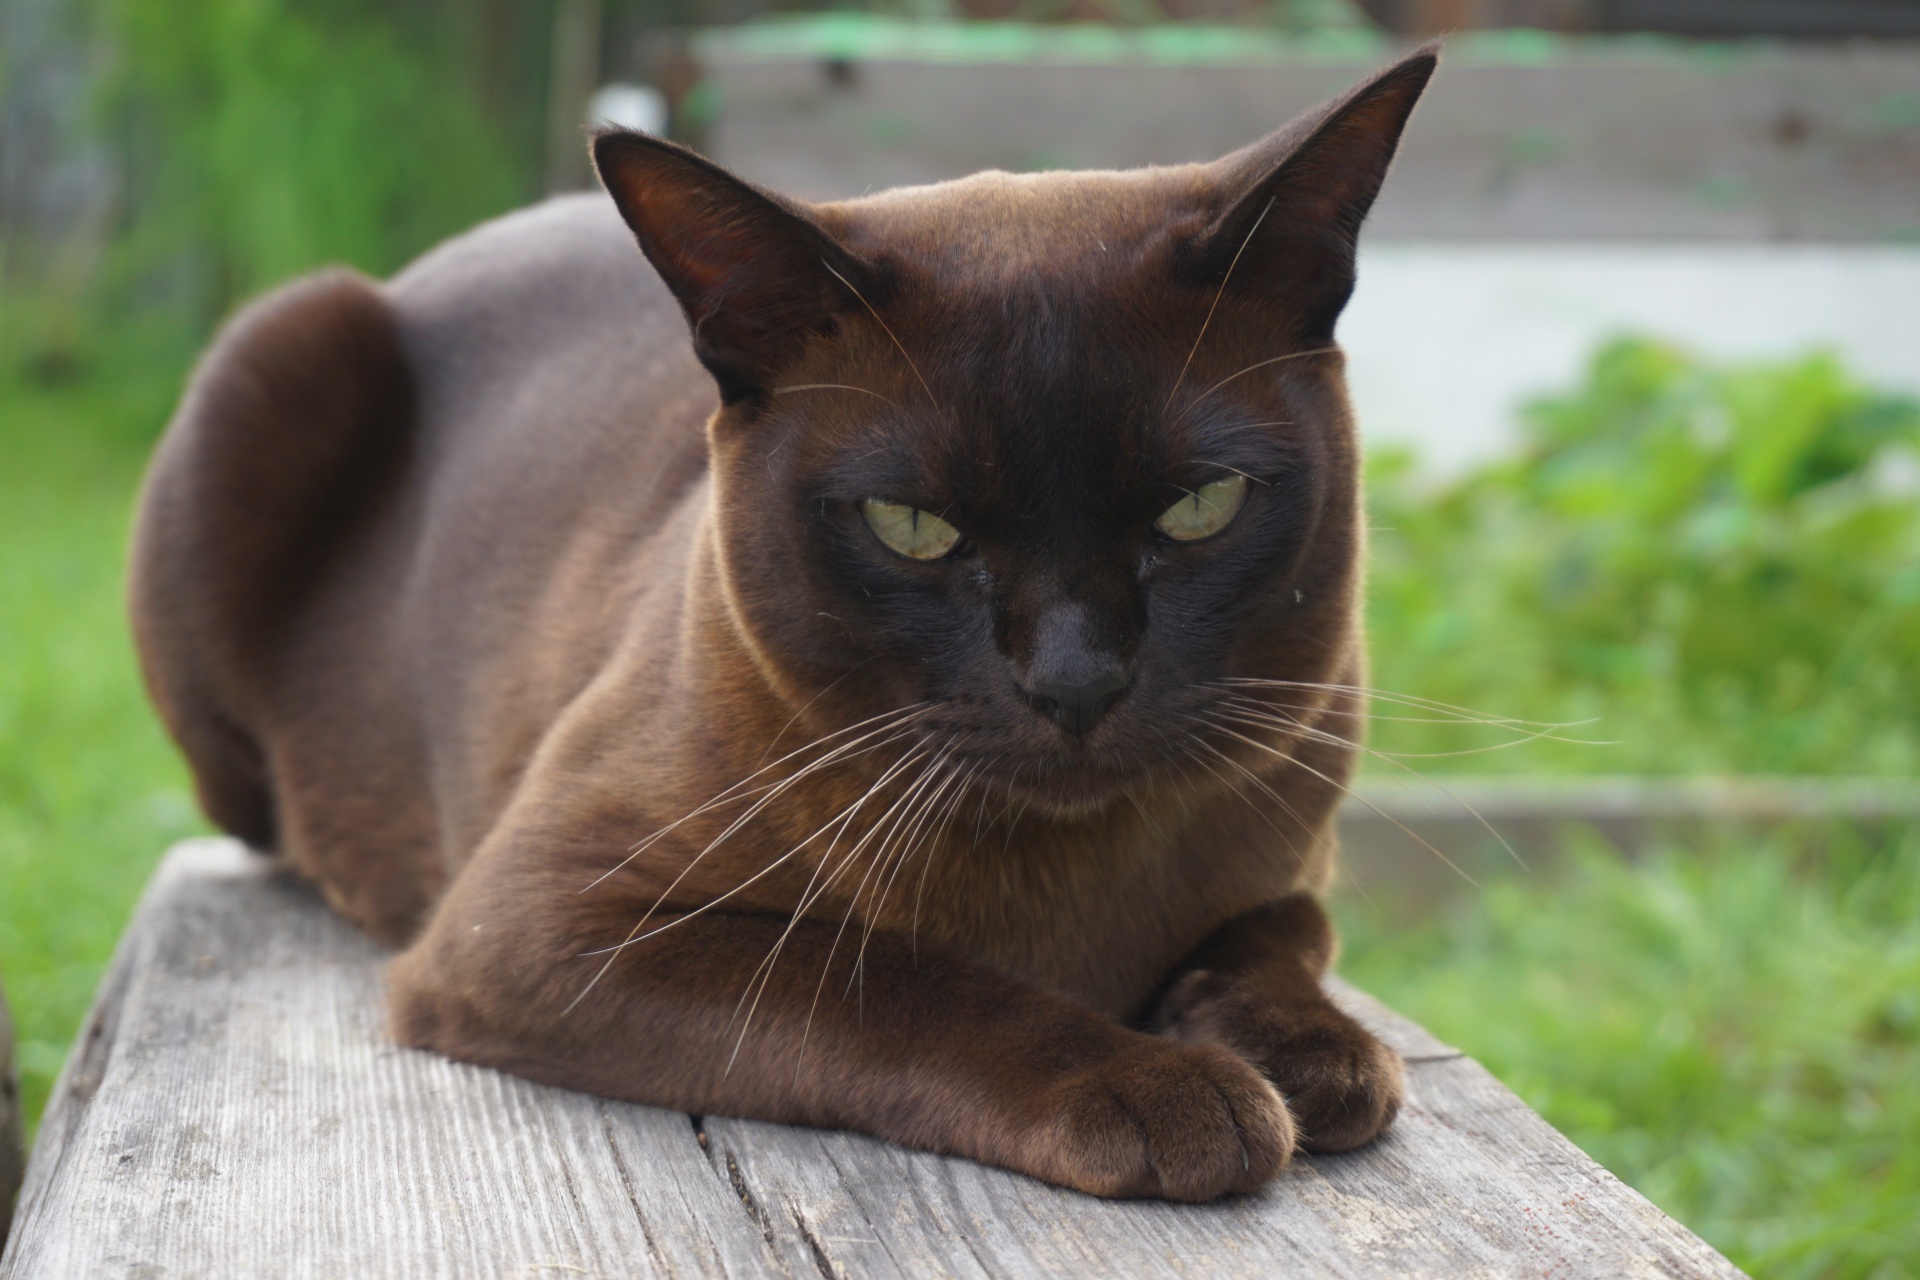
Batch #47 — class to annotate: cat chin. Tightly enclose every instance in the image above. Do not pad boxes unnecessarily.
[979,763,1160,823]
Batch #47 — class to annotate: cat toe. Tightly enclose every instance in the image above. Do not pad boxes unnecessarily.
[1161,985,1405,1154]
[1036,1038,1295,1200]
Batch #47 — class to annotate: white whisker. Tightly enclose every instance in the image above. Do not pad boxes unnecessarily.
[1206,721,1483,889]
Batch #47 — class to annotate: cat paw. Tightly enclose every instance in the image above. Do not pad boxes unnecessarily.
[1154,972,1404,1155]
[1028,1037,1295,1200]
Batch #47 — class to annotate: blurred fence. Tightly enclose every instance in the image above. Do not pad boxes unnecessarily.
[1336,778,1920,917]
[1358,0,1920,39]
[674,20,1920,241]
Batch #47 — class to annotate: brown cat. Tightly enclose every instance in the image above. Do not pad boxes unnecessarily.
[129,47,1435,1200]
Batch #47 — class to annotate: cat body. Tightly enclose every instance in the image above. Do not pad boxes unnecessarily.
[130,50,1435,1199]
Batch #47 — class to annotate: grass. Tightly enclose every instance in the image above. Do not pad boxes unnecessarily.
[1335,827,1920,1280]
[0,341,1916,1276]
[0,367,205,1130]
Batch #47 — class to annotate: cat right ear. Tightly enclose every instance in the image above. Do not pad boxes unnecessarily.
[1195,45,1438,340]
[593,131,865,404]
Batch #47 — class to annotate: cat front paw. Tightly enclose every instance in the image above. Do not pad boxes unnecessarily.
[1023,1037,1295,1200]
[1153,971,1404,1155]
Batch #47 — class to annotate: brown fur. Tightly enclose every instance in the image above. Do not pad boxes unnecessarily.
[130,49,1436,1199]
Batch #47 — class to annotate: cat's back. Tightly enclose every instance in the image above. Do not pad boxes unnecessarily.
[388,192,708,459]
[377,192,718,660]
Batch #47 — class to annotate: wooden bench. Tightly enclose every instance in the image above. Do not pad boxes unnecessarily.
[1,840,1746,1278]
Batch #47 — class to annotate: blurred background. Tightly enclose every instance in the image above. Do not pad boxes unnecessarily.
[1,0,1916,1272]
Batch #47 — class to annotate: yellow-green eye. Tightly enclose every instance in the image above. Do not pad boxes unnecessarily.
[861,499,963,560]
[1155,474,1249,542]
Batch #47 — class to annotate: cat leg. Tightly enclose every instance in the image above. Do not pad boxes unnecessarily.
[1149,895,1403,1153]
[388,894,1295,1200]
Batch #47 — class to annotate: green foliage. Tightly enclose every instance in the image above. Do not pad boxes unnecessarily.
[1339,823,1920,1279]
[72,0,536,350]
[1366,337,1920,776]
[0,368,204,1133]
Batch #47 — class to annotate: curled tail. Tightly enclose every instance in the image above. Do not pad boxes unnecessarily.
[129,269,413,849]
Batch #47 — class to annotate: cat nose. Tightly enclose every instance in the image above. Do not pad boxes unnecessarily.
[1013,600,1138,736]
[1021,663,1132,736]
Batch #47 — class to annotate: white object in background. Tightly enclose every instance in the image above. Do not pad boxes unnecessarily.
[1341,245,1920,475]
[588,83,668,135]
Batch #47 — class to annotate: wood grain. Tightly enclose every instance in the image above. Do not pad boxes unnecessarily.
[0,840,1747,1279]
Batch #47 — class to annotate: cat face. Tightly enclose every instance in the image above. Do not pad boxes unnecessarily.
[597,49,1434,813]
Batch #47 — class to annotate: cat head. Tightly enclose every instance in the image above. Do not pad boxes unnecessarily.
[594,49,1435,815]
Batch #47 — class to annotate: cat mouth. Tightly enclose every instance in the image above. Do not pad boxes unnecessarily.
[945,741,1168,818]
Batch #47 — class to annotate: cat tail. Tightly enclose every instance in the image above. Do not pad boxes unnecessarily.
[128,268,414,852]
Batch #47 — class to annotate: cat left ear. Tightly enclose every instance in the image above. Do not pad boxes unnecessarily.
[593,130,866,404]
[1196,44,1439,339]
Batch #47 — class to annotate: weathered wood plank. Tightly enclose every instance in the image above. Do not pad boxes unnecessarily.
[703,1053,1739,1279]
[0,841,1746,1279]
[1,981,23,1246]
[1,842,784,1280]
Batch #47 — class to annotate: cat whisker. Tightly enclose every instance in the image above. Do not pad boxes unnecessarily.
[808,751,966,1067]
[754,659,884,768]
[1174,346,1339,424]
[834,746,961,999]
[561,716,935,1016]
[1178,731,1314,871]
[1217,676,1599,735]
[1204,720,1483,889]
[713,741,939,1056]
[1119,779,1170,846]
[723,738,946,1004]
[1165,194,1276,412]
[1217,693,1585,759]
[1262,703,1574,728]
[1196,462,1272,487]
[716,755,914,1041]
[773,383,901,409]
[1188,730,1379,910]
[1214,699,1526,872]
[1213,678,1602,872]
[728,743,953,1074]
[858,753,975,981]
[582,714,925,930]
[821,259,943,413]
[597,734,935,962]
[581,701,933,893]
[908,757,986,960]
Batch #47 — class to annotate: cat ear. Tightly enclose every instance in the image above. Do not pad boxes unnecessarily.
[593,131,865,403]
[1196,44,1438,339]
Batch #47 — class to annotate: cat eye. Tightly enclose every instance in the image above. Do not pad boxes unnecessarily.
[861,499,963,560]
[1154,474,1249,542]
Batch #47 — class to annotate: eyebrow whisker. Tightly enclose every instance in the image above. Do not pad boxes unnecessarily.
[774,383,901,409]
[1165,194,1276,413]
[821,259,943,413]
[1194,462,1271,486]
[1178,348,1338,423]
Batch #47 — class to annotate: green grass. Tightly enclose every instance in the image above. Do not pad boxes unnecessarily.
[1336,827,1920,1280]
[0,369,205,1131]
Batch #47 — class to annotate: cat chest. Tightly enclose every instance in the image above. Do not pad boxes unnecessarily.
[892,826,1292,1019]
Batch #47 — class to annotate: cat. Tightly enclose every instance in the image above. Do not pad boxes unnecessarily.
[128,46,1436,1200]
